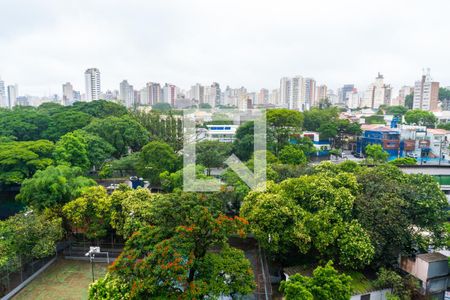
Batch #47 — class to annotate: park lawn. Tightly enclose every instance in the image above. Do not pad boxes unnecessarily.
[13,259,108,300]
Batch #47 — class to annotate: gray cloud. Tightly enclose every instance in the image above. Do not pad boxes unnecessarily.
[1,0,450,96]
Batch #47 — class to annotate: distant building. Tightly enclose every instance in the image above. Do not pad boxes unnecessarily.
[327,89,339,105]
[361,73,392,109]
[280,76,310,111]
[16,96,29,106]
[148,82,161,105]
[304,78,316,108]
[413,70,439,111]
[62,82,74,105]
[346,88,360,109]
[397,86,413,107]
[84,68,101,101]
[119,80,135,108]
[315,85,328,106]
[257,88,269,106]
[270,89,280,106]
[189,83,205,104]
[7,84,18,108]
[0,78,5,107]
[162,83,177,106]
[339,84,354,104]
[205,125,239,143]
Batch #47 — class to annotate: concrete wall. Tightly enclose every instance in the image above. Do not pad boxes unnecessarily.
[350,288,391,300]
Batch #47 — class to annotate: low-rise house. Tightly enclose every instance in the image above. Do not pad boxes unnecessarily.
[205,124,239,142]
[399,252,449,299]
[295,131,331,156]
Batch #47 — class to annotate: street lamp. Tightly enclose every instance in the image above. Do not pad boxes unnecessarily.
[85,247,101,282]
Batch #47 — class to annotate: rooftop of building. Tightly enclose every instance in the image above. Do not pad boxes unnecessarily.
[417,252,448,263]
[361,124,399,133]
[427,128,450,135]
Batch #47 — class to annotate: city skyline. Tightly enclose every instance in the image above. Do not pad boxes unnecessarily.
[1,0,450,96]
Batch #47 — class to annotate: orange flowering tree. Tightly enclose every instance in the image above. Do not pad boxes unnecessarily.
[89,193,255,299]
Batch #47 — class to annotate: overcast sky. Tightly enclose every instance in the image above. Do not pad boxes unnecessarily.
[1,0,450,96]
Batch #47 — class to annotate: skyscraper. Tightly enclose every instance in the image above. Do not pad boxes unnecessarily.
[413,70,439,111]
[257,88,269,105]
[396,86,413,106]
[62,82,74,105]
[346,88,360,109]
[119,80,135,108]
[163,83,177,106]
[304,78,316,109]
[7,84,18,108]
[84,68,101,101]
[0,78,5,107]
[315,85,328,105]
[146,82,161,105]
[339,84,355,104]
[361,73,392,109]
[280,76,308,110]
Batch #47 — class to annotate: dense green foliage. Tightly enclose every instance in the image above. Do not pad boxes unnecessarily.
[0,210,63,271]
[0,140,54,185]
[365,144,389,163]
[241,172,374,269]
[267,108,303,154]
[196,140,233,175]
[404,109,437,127]
[89,192,255,299]
[355,164,447,266]
[137,141,179,185]
[133,110,184,151]
[389,157,417,166]
[280,261,352,300]
[17,165,96,210]
[84,115,150,158]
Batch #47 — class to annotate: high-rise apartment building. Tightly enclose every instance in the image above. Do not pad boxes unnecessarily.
[188,83,205,104]
[120,80,135,108]
[339,84,355,104]
[280,76,308,110]
[396,86,413,106]
[269,89,280,106]
[163,83,177,106]
[84,68,101,101]
[346,88,360,109]
[62,82,74,105]
[7,84,18,108]
[149,82,161,105]
[304,78,316,108]
[315,85,328,105]
[361,73,392,109]
[257,88,269,105]
[0,78,5,107]
[413,70,439,111]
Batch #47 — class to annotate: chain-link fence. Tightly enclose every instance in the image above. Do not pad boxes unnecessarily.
[0,254,56,299]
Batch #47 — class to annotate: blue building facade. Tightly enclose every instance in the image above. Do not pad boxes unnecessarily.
[356,128,403,159]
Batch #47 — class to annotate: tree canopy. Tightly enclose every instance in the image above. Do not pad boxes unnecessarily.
[89,192,254,299]
[280,261,352,300]
[84,115,150,158]
[404,109,437,128]
[16,165,96,210]
[0,140,54,185]
[241,172,374,269]
[136,141,179,186]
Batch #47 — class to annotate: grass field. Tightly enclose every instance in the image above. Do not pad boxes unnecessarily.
[13,259,108,300]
